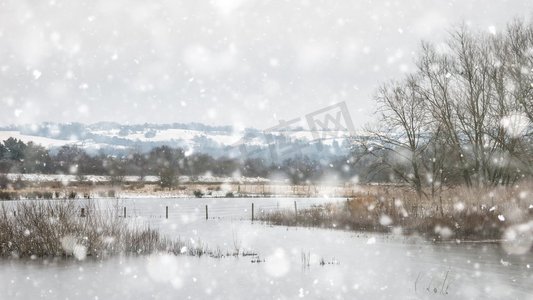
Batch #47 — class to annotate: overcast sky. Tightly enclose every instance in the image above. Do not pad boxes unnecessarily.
[1,0,532,130]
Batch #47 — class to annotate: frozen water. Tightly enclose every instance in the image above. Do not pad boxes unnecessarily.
[0,197,532,299]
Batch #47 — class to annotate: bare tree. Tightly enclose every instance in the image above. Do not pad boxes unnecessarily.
[363,20,533,195]
[364,76,430,198]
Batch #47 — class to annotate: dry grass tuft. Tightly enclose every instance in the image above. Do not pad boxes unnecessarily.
[259,183,533,241]
[0,200,206,259]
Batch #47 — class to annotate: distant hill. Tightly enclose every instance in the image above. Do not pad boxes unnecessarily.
[0,122,359,161]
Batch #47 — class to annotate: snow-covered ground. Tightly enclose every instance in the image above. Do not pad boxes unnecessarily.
[5,173,270,184]
[0,131,71,148]
[0,125,354,156]
[0,131,129,152]
[0,197,531,299]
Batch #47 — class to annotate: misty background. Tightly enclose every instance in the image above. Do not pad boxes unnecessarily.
[0,0,532,129]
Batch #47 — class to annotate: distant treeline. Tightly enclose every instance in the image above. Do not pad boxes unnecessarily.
[0,138,365,187]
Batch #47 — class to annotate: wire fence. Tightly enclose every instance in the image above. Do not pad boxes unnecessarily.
[0,198,345,221]
[85,198,346,222]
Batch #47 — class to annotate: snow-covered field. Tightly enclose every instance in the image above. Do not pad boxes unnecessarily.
[5,173,270,184]
[0,197,532,299]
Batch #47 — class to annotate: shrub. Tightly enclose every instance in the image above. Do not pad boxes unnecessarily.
[0,201,206,259]
[258,191,517,241]
[13,177,26,190]
[159,167,178,190]
[0,191,19,201]
[0,174,10,190]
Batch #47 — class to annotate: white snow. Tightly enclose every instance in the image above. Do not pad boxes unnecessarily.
[0,131,73,147]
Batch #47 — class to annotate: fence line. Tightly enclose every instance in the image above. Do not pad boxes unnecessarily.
[79,199,344,221]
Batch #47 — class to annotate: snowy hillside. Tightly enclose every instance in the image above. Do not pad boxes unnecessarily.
[0,122,355,159]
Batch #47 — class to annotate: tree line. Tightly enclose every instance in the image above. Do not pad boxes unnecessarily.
[362,20,533,197]
[0,137,361,187]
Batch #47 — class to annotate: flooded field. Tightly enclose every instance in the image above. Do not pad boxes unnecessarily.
[0,197,532,299]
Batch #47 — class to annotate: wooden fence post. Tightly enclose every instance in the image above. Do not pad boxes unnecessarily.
[392,197,395,216]
[294,201,297,216]
[252,203,254,222]
[205,205,208,220]
[123,207,126,218]
[439,196,444,217]
[166,206,168,219]
[80,208,85,218]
